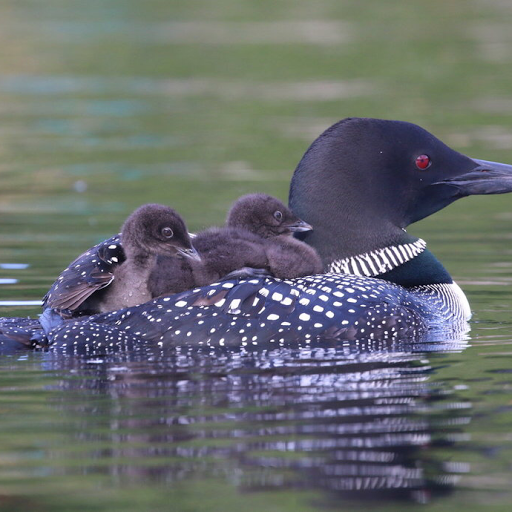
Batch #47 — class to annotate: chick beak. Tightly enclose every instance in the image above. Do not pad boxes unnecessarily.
[177,246,202,262]
[286,219,313,233]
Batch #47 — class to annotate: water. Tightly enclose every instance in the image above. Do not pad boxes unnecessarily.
[0,0,512,510]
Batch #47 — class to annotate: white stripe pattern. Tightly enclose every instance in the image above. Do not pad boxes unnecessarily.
[413,282,471,322]
[328,239,427,277]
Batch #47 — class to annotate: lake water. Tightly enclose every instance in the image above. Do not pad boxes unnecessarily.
[0,1,512,511]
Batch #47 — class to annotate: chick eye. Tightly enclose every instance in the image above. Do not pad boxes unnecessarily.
[273,211,283,221]
[161,227,173,238]
[415,154,431,170]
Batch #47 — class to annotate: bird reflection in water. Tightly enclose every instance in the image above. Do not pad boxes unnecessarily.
[44,336,471,505]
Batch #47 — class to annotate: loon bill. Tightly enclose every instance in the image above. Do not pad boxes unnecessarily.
[2,117,512,354]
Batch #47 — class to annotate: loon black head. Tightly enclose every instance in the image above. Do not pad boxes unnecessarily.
[227,193,312,238]
[121,204,200,262]
[289,117,512,265]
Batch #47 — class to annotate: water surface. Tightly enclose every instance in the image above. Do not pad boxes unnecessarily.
[0,1,512,511]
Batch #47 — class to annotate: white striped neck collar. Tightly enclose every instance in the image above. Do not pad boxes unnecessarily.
[327,238,427,277]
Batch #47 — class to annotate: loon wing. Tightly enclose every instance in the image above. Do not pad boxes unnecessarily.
[43,235,125,312]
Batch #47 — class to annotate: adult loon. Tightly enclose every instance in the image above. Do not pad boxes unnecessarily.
[148,193,322,296]
[1,117,512,354]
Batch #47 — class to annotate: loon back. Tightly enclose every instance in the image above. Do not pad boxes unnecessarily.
[10,117,512,354]
[46,272,473,355]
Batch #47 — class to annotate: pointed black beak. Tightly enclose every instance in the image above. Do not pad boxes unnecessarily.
[286,219,313,233]
[435,158,512,196]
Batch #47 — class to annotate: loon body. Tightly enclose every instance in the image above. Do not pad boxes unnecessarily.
[47,271,469,355]
[2,117,512,354]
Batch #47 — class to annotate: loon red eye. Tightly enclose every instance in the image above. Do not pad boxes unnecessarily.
[415,154,431,170]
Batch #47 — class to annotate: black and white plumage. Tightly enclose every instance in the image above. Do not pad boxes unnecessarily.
[3,116,512,354]
[47,273,469,355]
[328,239,427,277]
[43,234,124,317]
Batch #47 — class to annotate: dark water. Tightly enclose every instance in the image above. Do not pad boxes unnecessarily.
[1,1,512,511]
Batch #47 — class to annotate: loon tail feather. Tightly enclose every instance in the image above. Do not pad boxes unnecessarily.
[0,316,44,354]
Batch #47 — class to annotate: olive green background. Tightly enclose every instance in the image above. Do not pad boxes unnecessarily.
[0,1,512,511]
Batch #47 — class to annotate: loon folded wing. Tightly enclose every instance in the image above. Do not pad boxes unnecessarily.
[43,235,125,312]
[0,317,43,352]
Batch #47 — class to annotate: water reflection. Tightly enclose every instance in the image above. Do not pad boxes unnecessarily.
[43,339,471,504]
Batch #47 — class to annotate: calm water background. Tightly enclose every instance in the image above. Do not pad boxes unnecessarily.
[0,1,512,511]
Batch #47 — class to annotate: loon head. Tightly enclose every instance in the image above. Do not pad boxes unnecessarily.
[227,193,312,238]
[121,204,200,262]
[289,117,512,264]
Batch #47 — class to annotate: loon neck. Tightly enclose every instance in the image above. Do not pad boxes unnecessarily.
[376,248,453,287]
[327,235,453,288]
